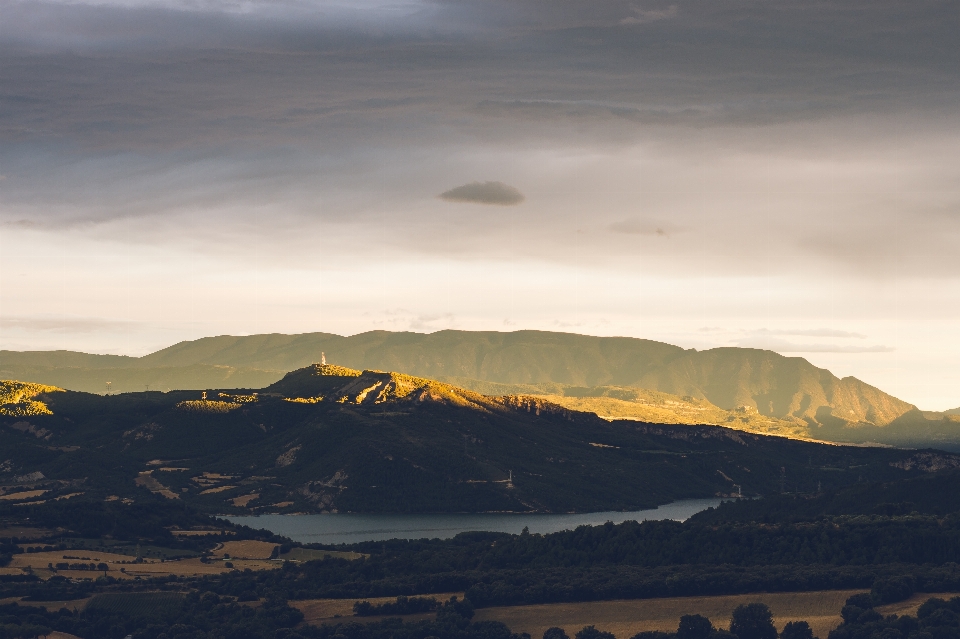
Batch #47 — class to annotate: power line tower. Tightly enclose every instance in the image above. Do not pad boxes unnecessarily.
[779,467,786,494]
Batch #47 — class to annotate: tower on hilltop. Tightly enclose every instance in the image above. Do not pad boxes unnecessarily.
[321,352,326,365]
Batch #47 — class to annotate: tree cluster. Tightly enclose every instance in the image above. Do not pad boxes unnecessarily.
[829,593,960,639]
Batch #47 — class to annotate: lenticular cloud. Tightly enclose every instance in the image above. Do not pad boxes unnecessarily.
[439,181,524,206]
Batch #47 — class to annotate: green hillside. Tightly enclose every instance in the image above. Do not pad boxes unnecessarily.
[0,330,950,446]
[136,330,686,381]
[0,366,950,515]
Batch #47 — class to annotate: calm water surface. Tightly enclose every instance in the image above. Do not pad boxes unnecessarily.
[226,498,723,545]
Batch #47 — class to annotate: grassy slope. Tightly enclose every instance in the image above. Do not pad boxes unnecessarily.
[436,379,814,439]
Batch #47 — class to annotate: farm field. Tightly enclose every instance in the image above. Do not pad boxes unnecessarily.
[170,529,235,537]
[0,597,90,611]
[212,540,278,559]
[466,591,960,638]
[294,593,465,624]
[279,547,365,562]
[469,591,865,639]
[294,589,960,635]
[0,526,55,539]
[0,548,281,580]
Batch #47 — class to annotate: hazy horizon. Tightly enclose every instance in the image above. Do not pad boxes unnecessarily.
[1,0,958,410]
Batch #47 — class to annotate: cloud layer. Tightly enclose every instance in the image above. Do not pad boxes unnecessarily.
[0,0,958,408]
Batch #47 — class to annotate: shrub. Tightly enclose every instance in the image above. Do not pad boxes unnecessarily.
[780,621,814,639]
[872,576,916,605]
[576,626,617,639]
[730,604,777,639]
[678,614,714,639]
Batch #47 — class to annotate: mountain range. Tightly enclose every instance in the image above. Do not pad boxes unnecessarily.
[2,330,957,447]
[3,364,957,515]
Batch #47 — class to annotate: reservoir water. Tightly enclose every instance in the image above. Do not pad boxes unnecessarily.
[225,498,723,545]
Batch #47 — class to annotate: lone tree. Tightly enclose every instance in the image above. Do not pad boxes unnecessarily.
[780,621,815,639]
[545,629,570,639]
[576,626,617,639]
[678,614,715,639]
[730,603,778,639]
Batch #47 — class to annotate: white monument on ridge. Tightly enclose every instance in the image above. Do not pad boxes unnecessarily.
[321,352,326,365]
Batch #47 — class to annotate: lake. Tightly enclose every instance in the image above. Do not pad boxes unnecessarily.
[225,498,723,545]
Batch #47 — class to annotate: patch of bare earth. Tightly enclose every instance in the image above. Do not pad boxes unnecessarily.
[232,493,260,507]
[135,471,179,499]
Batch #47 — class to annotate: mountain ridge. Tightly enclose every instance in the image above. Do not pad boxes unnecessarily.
[0,329,939,446]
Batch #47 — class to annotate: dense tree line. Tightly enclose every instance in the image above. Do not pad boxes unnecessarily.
[0,590,303,639]
[197,558,959,607]
[354,596,441,616]
[449,516,960,569]
[691,470,960,524]
[828,593,960,639]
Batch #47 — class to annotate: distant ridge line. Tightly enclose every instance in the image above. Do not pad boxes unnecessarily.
[0,329,922,436]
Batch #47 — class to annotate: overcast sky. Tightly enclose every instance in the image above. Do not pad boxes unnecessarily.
[1,0,958,409]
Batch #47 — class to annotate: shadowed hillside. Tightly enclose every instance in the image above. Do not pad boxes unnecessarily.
[1,364,952,514]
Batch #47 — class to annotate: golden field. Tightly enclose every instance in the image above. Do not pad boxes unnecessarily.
[0,548,281,580]
[471,591,960,639]
[296,590,960,638]
[3,587,957,638]
[294,592,464,624]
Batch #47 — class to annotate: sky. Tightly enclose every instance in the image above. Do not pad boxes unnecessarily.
[0,0,958,409]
